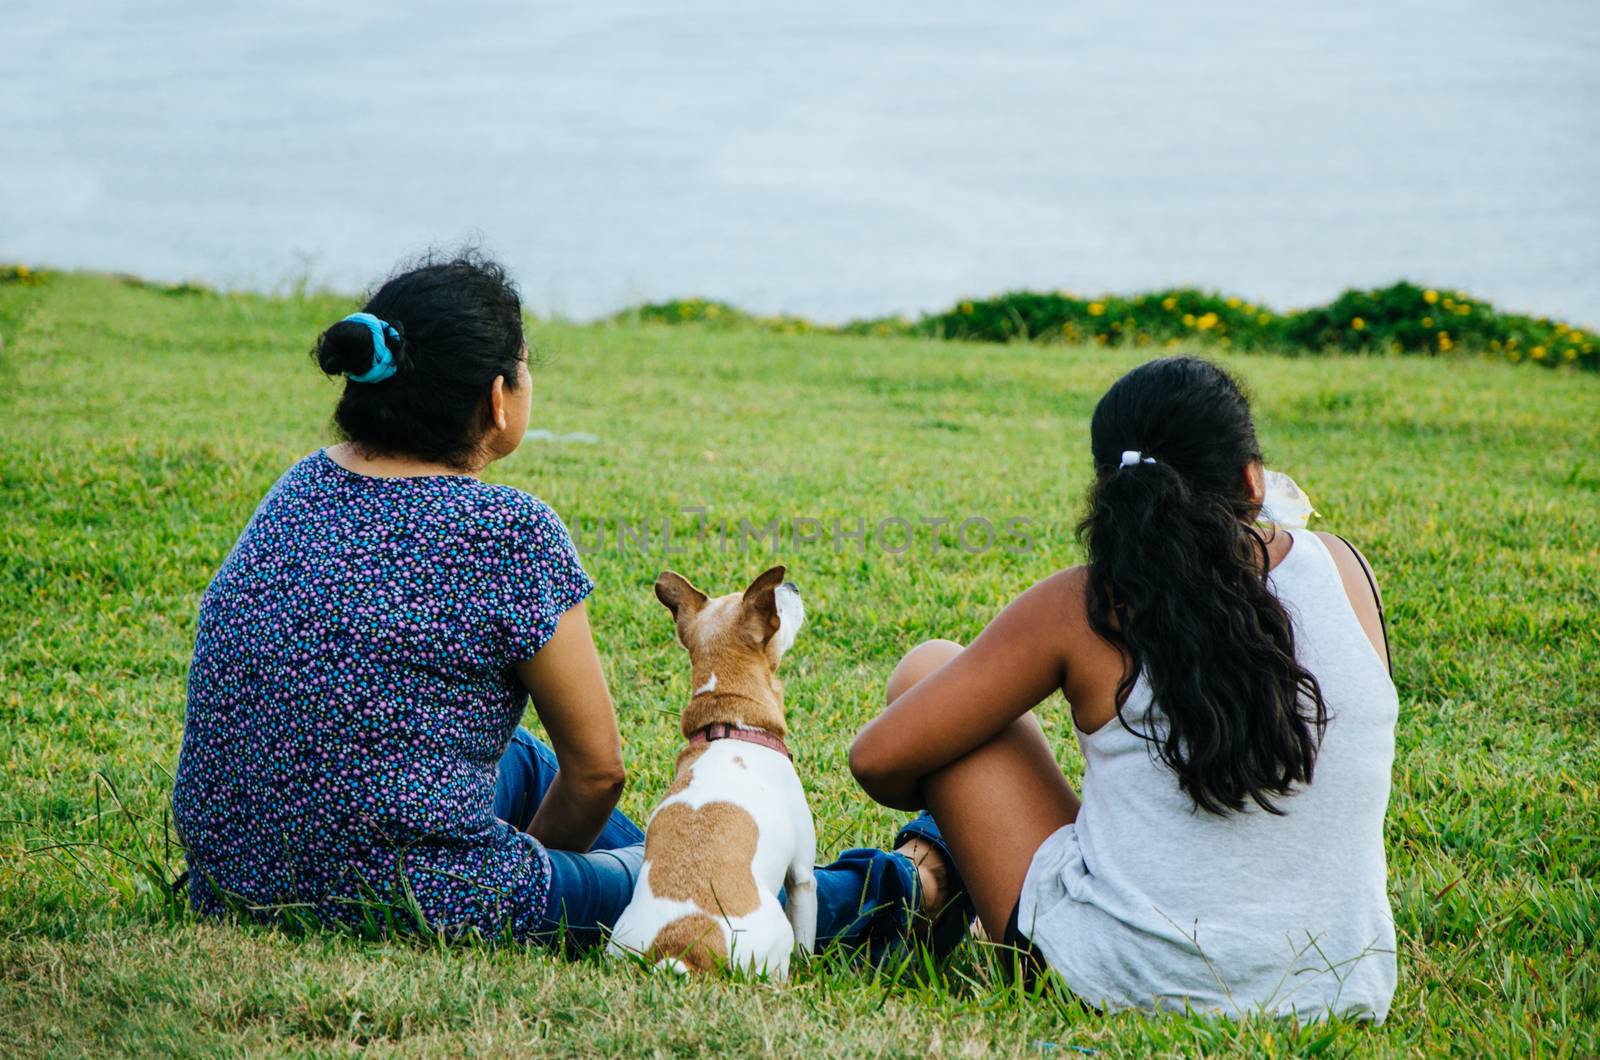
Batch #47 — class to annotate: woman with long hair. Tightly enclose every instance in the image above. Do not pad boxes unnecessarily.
[850,356,1398,1019]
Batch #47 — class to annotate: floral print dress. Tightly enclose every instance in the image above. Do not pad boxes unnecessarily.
[172,450,592,939]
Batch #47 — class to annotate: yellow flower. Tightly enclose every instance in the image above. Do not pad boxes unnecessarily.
[1161,296,1178,311]
[1183,313,1196,327]
[1196,312,1218,331]
[1438,331,1453,352]
[704,304,721,319]
[960,301,974,315]
[1563,347,1578,360]
[1422,316,1434,328]
[1351,317,1366,330]
[1226,297,1241,309]
[1257,312,1271,325]
[1165,338,1180,348]
[1423,288,1439,304]
[1532,345,1547,359]
[1088,302,1105,317]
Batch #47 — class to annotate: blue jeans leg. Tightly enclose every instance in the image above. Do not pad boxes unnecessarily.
[495,727,646,951]
[790,811,973,960]
[536,843,647,952]
[808,846,920,955]
[494,727,645,849]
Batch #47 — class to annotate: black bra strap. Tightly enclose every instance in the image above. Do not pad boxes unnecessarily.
[1332,533,1391,673]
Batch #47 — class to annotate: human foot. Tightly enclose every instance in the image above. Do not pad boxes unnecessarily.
[895,834,952,918]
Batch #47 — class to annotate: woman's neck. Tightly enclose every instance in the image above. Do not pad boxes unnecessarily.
[325,442,484,479]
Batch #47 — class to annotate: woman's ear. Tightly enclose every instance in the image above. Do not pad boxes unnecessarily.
[1244,460,1266,507]
[488,375,509,432]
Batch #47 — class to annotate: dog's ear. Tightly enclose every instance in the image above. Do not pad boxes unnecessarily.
[655,571,708,619]
[740,565,787,641]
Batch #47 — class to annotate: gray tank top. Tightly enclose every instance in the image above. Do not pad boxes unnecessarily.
[1018,529,1399,1020]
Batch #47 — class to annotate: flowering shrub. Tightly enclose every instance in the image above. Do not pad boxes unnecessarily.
[913,289,1287,351]
[1284,283,1596,367]
[615,282,1598,372]
[0,264,48,286]
[2,265,216,297]
[614,298,818,335]
[616,298,750,328]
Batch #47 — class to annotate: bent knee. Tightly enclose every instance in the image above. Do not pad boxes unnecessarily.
[886,638,964,704]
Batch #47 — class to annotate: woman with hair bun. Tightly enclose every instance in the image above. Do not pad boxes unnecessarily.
[173,253,640,947]
[851,356,1399,1020]
[173,253,963,956]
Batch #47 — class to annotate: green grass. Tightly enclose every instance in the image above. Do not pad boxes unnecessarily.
[1,273,1597,1057]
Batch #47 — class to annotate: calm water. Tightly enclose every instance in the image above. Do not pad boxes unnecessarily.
[3,1,1597,323]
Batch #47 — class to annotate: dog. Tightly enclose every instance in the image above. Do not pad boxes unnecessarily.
[606,565,816,979]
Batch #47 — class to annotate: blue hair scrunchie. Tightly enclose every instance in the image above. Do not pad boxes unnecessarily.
[340,312,402,384]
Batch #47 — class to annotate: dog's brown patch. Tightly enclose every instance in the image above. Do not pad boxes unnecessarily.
[645,800,761,917]
[663,744,708,799]
[648,912,728,973]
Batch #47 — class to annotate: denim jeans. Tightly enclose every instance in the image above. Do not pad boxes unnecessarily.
[495,727,948,956]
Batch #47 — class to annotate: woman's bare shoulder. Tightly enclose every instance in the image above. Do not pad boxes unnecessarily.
[1312,531,1384,603]
[1008,565,1097,644]
[1026,565,1090,611]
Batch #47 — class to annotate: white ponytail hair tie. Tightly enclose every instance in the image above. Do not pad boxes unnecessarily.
[1119,450,1156,468]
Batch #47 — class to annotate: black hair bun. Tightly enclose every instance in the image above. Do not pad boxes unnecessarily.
[315,318,385,378]
[314,318,407,378]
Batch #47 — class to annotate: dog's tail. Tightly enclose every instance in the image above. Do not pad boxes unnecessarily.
[655,957,692,976]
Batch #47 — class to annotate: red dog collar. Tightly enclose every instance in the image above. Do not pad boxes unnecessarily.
[687,722,792,761]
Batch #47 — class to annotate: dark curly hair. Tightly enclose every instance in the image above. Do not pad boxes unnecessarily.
[1076,356,1328,815]
[312,252,526,468]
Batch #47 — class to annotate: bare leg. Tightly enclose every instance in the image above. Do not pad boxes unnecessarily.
[886,639,1081,939]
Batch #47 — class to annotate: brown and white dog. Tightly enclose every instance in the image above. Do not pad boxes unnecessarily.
[606,565,816,978]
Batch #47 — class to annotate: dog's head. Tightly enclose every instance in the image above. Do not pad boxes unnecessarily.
[654,565,805,738]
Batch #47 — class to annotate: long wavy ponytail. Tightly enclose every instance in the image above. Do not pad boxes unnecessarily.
[1076,356,1327,816]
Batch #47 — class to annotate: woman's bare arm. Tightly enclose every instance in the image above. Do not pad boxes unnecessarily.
[513,602,627,850]
[849,573,1075,811]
